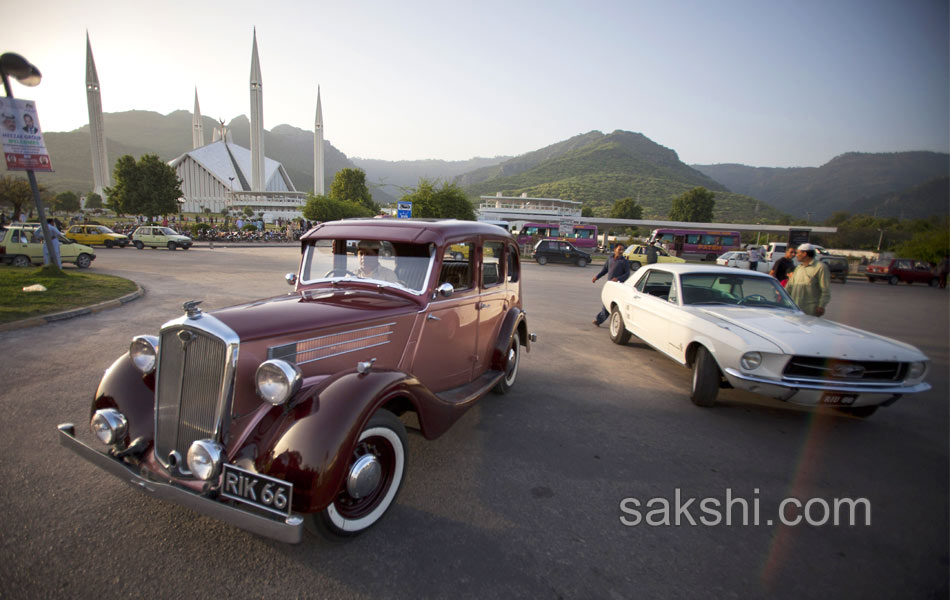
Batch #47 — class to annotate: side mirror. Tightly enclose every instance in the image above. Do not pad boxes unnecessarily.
[285,273,297,286]
[436,282,454,298]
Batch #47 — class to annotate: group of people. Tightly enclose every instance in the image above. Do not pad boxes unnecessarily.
[591,241,832,321]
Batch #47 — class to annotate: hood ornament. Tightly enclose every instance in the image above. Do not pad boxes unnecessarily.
[183,300,203,319]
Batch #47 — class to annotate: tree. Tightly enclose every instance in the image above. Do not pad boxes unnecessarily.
[893,222,950,264]
[330,168,376,212]
[302,194,374,222]
[52,191,80,214]
[669,187,715,222]
[400,178,475,220]
[610,197,643,220]
[581,207,593,218]
[105,154,182,219]
[243,206,254,218]
[85,192,103,210]
[0,175,38,220]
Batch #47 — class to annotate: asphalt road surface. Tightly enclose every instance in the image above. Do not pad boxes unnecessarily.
[1,247,947,599]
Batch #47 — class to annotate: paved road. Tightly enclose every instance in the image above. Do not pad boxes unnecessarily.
[1,247,947,598]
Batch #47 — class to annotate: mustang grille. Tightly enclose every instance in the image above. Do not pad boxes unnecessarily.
[269,323,394,365]
[782,356,904,382]
[155,327,230,465]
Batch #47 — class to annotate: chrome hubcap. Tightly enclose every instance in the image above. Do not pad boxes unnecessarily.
[347,454,382,499]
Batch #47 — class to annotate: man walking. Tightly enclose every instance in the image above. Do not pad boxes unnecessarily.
[785,243,830,316]
[592,243,631,326]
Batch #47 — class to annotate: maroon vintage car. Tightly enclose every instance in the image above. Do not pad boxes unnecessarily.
[58,219,533,542]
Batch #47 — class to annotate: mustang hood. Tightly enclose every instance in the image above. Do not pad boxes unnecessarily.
[208,289,419,341]
[698,307,926,361]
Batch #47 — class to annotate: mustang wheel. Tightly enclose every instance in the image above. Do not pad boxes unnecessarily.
[12,255,31,268]
[690,346,720,407]
[536,256,547,265]
[134,241,144,250]
[608,305,631,345]
[492,331,521,395]
[308,409,407,538]
[76,253,92,269]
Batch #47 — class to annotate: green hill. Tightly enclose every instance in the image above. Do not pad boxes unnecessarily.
[462,130,788,222]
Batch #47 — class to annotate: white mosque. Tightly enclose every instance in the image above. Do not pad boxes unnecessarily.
[85,29,324,221]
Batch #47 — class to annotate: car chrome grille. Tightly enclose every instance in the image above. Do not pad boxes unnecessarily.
[155,326,230,466]
[783,356,904,383]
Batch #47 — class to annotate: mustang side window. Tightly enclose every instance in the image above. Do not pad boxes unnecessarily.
[642,271,674,299]
[483,241,504,287]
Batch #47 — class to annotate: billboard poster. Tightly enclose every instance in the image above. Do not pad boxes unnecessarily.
[1,97,53,172]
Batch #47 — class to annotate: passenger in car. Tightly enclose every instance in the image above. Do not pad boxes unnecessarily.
[356,240,399,283]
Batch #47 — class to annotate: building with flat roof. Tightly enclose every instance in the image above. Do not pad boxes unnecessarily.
[477,193,582,221]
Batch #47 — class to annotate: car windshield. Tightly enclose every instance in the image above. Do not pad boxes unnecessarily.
[680,273,797,309]
[299,239,434,294]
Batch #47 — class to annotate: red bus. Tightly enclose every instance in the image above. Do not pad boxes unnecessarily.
[649,228,740,261]
[515,223,598,249]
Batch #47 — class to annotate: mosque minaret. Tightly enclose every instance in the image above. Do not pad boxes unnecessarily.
[314,86,325,195]
[249,28,265,192]
[192,89,204,149]
[85,32,110,198]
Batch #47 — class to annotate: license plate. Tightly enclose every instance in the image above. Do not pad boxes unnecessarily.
[820,392,858,406]
[221,464,293,517]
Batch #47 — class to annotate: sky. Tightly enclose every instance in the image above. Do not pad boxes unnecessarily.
[4,0,948,168]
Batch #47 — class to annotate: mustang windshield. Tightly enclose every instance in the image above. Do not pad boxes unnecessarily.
[300,239,434,294]
[680,273,797,309]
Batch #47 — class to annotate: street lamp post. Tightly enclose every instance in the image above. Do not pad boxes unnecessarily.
[0,52,57,269]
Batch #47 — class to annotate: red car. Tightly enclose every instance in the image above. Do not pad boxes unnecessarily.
[58,219,533,542]
[866,258,938,286]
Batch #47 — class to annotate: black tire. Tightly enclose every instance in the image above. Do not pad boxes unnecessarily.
[306,409,407,538]
[492,331,521,395]
[690,346,720,407]
[608,305,632,345]
[536,256,547,265]
[134,241,144,250]
[104,240,114,249]
[76,253,92,269]
[838,405,878,418]
[576,257,588,267]
[839,276,846,284]
[887,275,898,285]
[182,245,191,251]
[705,253,717,261]
[12,255,31,268]
[167,241,177,250]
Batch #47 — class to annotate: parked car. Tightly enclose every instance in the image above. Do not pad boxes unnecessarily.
[0,223,96,268]
[866,258,938,286]
[600,264,930,417]
[58,219,533,542]
[623,243,686,268]
[532,238,590,267]
[715,250,770,272]
[819,255,850,284]
[131,226,193,250]
[65,224,130,248]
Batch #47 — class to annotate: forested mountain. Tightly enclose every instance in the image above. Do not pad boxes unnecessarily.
[693,152,949,220]
[460,130,788,222]
[352,156,510,196]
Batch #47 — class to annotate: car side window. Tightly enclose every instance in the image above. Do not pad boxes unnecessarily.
[440,241,474,291]
[506,243,520,283]
[642,271,674,300]
[68,226,80,234]
[483,241,504,288]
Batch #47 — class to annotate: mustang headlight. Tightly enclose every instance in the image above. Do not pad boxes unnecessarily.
[740,352,763,371]
[129,335,159,374]
[187,439,224,481]
[255,359,303,406]
[907,361,927,381]
[90,408,127,446]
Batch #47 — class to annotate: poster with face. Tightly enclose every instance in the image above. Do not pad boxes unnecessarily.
[0,97,52,171]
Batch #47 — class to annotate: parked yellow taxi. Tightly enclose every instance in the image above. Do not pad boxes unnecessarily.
[65,224,129,248]
[623,243,686,268]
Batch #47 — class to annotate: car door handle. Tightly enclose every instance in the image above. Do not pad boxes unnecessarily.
[427,314,441,321]
[478,302,489,309]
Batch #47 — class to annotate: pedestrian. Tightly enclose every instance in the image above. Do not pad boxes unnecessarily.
[938,253,950,289]
[646,243,658,264]
[591,243,631,327]
[748,245,762,271]
[769,244,797,286]
[785,243,830,316]
[36,218,62,268]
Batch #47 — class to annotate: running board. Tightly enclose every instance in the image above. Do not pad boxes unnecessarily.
[436,370,504,405]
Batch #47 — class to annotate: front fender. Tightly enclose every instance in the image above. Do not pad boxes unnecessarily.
[491,308,530,372]
[91,353,155,448]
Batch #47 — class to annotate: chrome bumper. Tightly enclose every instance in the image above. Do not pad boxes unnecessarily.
[57,423,304,544]
[723,368,931,406]
[722,369,932,395]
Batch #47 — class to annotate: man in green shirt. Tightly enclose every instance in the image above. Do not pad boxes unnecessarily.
[785,243,830,316]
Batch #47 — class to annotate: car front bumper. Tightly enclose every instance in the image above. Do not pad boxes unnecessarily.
[57,423,304,544]
[722,368,931,407]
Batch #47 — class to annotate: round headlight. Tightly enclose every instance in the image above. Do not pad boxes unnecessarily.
[187,439,224,481]
[255,359,303,406]
[907,361,927,380]
[740,351,763,371]
[129,335,159,374]
[90,408,128,446]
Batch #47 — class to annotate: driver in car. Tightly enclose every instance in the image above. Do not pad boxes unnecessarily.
[356,240,400,283]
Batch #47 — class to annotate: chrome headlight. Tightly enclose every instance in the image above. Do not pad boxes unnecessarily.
[740,351,763,371]
[129,335,159,374]
[907,361,928,381]
[187,439,224,481]
[255,359,302,406]
[90,408,127,446]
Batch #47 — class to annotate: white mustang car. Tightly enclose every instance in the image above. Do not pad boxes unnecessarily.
[601,264,931,417]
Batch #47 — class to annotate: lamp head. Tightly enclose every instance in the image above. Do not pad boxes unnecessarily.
[0,53,41,86]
